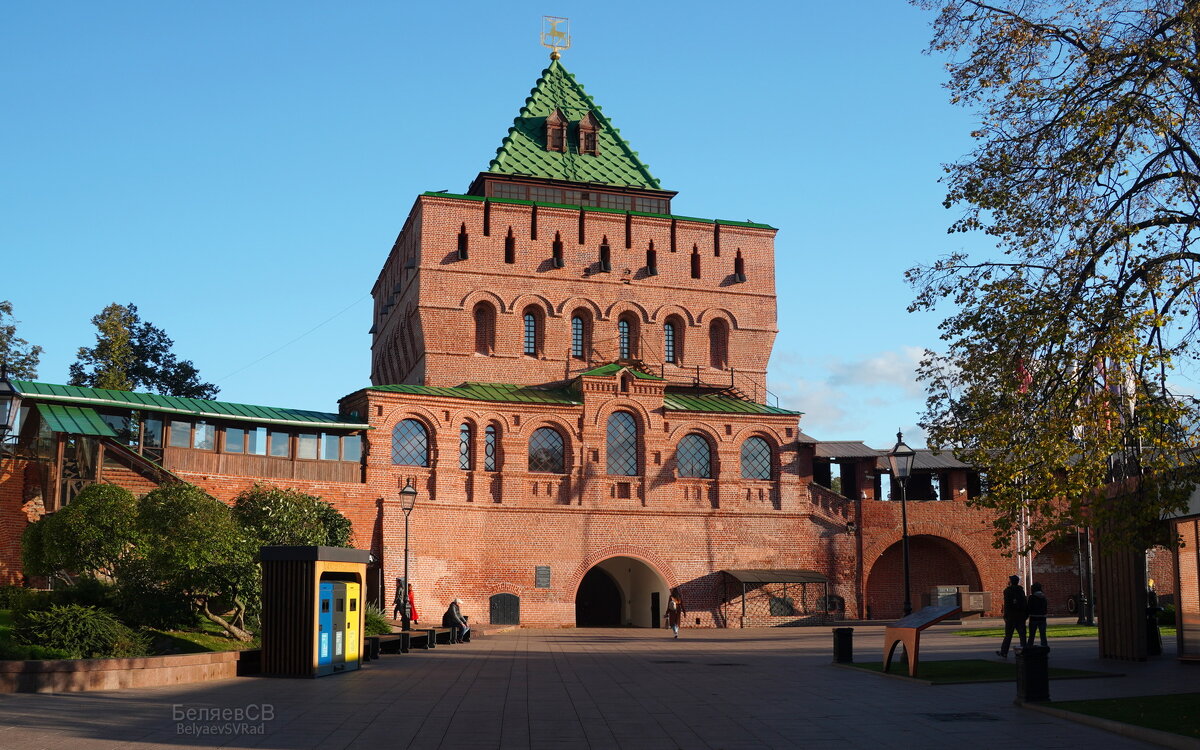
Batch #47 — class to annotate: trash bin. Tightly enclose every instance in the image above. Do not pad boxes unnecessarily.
[832,627,854,663]
[261,545,369,678]
[1016,645,1050,703]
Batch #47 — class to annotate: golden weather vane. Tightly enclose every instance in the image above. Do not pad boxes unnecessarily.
[541,16,571,59]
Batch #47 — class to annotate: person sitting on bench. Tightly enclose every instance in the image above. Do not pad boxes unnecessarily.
[442,598,470,642]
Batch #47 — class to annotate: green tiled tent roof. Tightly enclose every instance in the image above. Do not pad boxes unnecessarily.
[12,381,368,429]
[370,382,580,406]
[488,60,661,189]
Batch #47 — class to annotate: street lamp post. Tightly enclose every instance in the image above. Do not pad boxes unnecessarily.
[399,479,418,631]
[887,431,916,617]
[0,370,21,463]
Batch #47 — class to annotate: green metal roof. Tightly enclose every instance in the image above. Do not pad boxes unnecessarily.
[36,404,118,437]
[421,191,775,230]
[487,60,661,190]
[13,381,368,430]
[663,392,800,416]
[579,363,663,380]
[369,382,580,406]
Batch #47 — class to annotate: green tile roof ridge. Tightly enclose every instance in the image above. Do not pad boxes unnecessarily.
[579,363,663,380]
[421,192,775,229]
[369,382,580,405]
[662,391,801,416]
[12,381,368,429]
[486,60,661,190]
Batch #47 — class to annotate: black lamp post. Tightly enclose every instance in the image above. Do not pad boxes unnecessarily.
[0,369,21,454]
[887,431,916,617]
[399,479,418,630]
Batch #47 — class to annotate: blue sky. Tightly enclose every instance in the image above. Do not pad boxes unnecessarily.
[1,1,994,447]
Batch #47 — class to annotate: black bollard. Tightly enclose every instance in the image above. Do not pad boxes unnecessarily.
[832,627,854,663]
[1016,645,1051,703]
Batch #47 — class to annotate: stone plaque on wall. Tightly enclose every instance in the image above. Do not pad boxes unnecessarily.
[535,566,551,588]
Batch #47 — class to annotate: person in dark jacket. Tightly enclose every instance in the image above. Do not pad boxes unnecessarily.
[1027,582,1049,648]
[996,575,1027,658]
[442,599,470,642]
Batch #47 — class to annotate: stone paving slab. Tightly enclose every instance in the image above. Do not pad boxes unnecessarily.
[0,624,1190,749]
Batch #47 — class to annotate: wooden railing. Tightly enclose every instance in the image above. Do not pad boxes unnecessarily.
[163,447,362,483]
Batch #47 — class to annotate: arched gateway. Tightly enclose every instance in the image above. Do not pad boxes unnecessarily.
[865,535,982,620]
[575,556,669,627]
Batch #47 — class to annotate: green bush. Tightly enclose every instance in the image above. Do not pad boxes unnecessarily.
[13,604,149,659]
[1158,604,1177,627]
[364,604,393,635]
[0,585,46,610]
[0,641,73,661]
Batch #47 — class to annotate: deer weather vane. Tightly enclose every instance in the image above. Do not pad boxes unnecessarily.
[541,16,571,59]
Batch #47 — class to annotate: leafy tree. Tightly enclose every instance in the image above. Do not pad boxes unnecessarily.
[233,484,352,548]
[0,300,42,378]
[909,0,1200,549]
[135,484,256,640]
[69,303,219,399]
[23,484,140,583]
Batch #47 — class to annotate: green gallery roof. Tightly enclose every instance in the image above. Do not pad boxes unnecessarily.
[487,59,661,190]
[11,381,369,430]
[369,380,799,416]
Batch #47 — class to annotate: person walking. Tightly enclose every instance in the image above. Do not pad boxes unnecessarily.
[1027,582,1049,648]
[664,589,686,638]
[997,574,1028,658]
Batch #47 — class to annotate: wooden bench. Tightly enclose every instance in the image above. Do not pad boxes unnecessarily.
[883,604,962,677]
[363,627,463,659]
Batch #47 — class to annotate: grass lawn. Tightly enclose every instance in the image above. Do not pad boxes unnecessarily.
[1051,693,1200,739]
[145,618,258,653]
[3,608,256,657]
[955,624,1176,639]
[846,659,1112,684]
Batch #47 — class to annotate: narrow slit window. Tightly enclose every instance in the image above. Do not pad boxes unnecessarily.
[618,319,630,360]
[664,321,677,363]
[734,249,746,281]
[524,312,539,356]
[457,223,469,260]
[599,238,611,272]
[552,232,564,268]
[504,228,515,264]
[690,246,701,278]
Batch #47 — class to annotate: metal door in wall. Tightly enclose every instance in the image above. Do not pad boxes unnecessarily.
[489,593,520,625]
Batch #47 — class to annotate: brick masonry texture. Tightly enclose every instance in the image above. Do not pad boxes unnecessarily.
[0,66,1178,629]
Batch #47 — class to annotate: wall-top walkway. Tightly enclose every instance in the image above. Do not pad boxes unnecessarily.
[0,624,1189,749]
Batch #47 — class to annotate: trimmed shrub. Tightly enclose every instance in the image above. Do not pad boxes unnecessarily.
[0,641,72,661]
[13,604,149,659]
[364,604,393,635]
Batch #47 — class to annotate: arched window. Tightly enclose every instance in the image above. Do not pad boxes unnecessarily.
[392,419,429,467]
[741,437,772,479]
[484,423,499,471]
[528,427,565,474]
[571,315,587,359]
[710,319,729,369]
[677,434,712,478]
[606,411,638,476]
[664,321,678,364]
[523,308,542,356]
[459,423,472,470]
[618,314,638,360]
[473,302,495,355]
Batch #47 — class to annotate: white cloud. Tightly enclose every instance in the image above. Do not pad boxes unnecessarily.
[826,346,925,397]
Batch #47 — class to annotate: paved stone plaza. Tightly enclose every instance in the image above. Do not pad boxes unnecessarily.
[0,623,1191,749]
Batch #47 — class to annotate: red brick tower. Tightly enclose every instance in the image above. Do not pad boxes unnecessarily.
[369,59,778,403]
